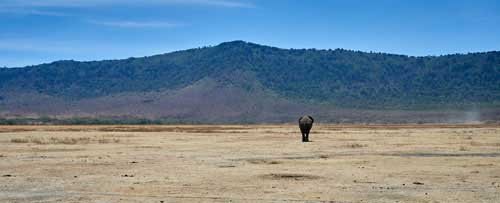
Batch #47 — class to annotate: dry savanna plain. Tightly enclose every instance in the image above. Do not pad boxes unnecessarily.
[1,124,500,202]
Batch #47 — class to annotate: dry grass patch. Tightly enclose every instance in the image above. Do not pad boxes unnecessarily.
[247,159,282,165]
[345,143,368,148]
[97,126,251,133]
[98,137,120,144]
[260,173,321,180]
[0,128,32,133]
[10,138,30,143]
[10,136,119,145]
[470,141,500,147]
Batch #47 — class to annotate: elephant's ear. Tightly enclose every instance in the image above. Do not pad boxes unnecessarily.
[298,116,303,123]
[308,116,314,123]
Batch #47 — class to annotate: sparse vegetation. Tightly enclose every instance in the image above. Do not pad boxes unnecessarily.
[346,143,368,148]
[1,125,499,202]
[247,159,282,165]
[470,141,500,147]
[10,136,119,145]
[10,138,29,143]
[260,173,320,180]
[98,137,120,144]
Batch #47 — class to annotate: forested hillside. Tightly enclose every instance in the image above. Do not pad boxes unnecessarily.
[0,41,499,123]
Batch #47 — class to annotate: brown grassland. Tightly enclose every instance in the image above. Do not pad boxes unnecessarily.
[1,124,499,202]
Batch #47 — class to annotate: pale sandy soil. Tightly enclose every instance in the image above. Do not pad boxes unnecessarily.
[0,124,499,203]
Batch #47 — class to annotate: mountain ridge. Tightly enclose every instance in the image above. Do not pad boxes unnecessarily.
[7,40,500,69]
[1,41,499,123]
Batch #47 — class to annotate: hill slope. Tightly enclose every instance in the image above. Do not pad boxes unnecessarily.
[0,41,499,123]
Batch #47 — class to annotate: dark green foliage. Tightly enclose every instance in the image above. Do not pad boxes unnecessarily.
[1,41,499,108]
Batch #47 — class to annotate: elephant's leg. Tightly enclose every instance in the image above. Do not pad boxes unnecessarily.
[305,132,310,142]
[301,132,306,142]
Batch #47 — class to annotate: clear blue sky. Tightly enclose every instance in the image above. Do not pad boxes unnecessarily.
[1,0,499,67]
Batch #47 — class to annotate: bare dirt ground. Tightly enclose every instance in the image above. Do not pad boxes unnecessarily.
[1,124,499,202]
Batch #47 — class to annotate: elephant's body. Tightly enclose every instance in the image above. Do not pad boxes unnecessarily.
[298,115,314,142]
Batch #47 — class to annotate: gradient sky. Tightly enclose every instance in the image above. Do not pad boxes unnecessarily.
[1,0,499,67]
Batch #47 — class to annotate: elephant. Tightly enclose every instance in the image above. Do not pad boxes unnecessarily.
[298,115,314,142]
